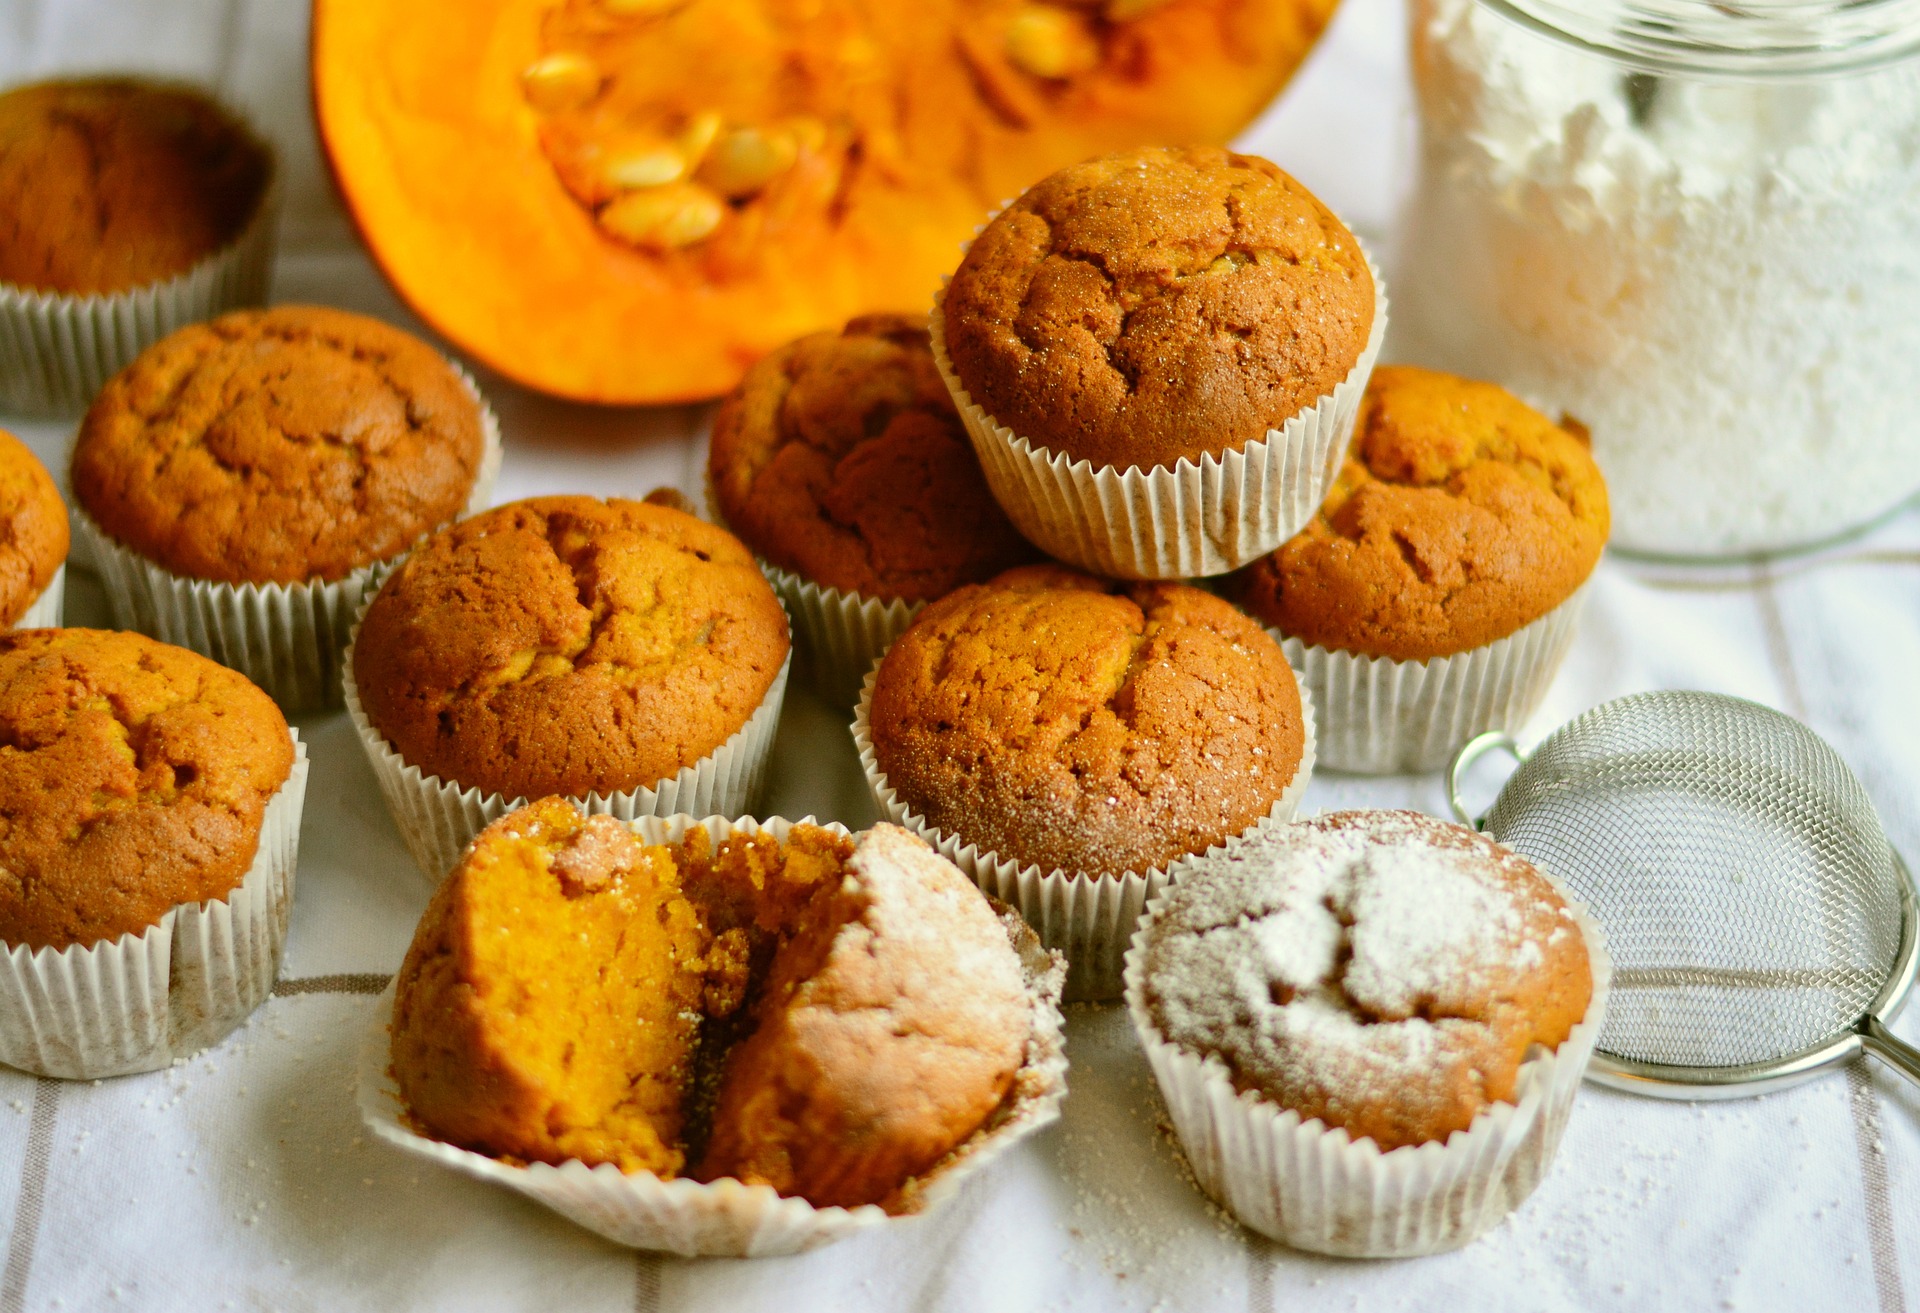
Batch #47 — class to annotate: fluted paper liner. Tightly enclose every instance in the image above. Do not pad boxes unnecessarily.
[0,174,281,418]
[343,588,792,884]
[1124,866,1612,1257]
[1276,585,1587,775]
[73,371,501,713]
[929,246,1386,580]
[357,811,1069,1257]
[10,564,64,629]
[761,560,921,707]
[853,661,1316,1001]
[0,733,309,1080]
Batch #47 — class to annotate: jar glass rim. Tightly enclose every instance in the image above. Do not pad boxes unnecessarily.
[1478,0,1920,77]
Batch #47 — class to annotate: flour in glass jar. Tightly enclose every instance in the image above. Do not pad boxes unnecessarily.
[1393,0,1920,557]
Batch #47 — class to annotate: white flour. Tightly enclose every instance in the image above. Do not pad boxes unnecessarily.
[1393,0,1920,557]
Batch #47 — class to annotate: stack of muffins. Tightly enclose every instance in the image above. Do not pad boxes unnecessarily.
[0,77,316,1084]
[0,66,1614,1267]
[698,142,1611,1254]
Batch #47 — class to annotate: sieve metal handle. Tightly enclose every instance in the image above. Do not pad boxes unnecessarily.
[1448,732,1525,830]
[1862,1015,1920,1088]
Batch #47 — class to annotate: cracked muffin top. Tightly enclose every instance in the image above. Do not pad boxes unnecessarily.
[0,628,294,951]
[0,78,271,295]
[940,145,1374,471]
[708,314,1039,603]
[0,429,67,626]
[868,564,1305,878]
[1237,366,1609,661]
[71,306,488,585]
[1141,810,1594,1151]
[352,496,789,802]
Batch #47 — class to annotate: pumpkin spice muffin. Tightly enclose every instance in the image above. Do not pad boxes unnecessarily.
[0,628,294,951]
[390,800,734,1175]
[697,823,1030,1207]
[867,564,1307,879]
[1232,367,1608,774]
[0,428,67,627]
[1141,811,1593,1150]
[0,78,271,296]
[1129,809,1605,1255]
[390,801,1037,1211]
[941,144,1375,472]
[72,305,491,587]
[710,313,1037,602]
[352,495,789,806]
[1238,366,1609,661]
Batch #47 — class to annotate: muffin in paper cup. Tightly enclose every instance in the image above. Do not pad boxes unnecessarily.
[1274,585,1588,775]
[0,173,280,420]
[852,660,1317,1002]
[343,582,792,884]
[356,811,1069,1257]
[0,731,308,1080]
[72,371,501,713]
[1123,851,1612,1258]
[928,246,1386,582]
[10,563,63,630]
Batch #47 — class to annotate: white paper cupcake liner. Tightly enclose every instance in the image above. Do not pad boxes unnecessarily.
[852,660,1316,1002]
[357,811,1069,1257]
[10,563,64,629]
[1275,585,1588,775]
[0,174,281,418]
[761,560,921,708]
[0,731,309,1080]
[1124,865,1612,1257]
[929,245,1386,580]
[343,584,793,884]
[71,373,501,713]
[702,479,924,709]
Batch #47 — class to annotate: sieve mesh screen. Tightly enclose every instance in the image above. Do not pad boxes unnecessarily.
[1483,692,1900,1069]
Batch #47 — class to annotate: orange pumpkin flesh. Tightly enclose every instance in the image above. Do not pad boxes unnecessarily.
[313,0,1340,404]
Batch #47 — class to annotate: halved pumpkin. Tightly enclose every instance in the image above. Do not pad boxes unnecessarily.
[312,0,1340,404]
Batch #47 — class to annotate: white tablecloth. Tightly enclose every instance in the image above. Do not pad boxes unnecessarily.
[2,2,1918,1309]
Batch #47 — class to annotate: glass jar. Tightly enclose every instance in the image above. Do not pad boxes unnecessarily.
[1393,0,1920,559]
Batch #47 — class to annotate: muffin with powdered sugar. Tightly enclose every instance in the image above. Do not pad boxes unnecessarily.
[1126,808,1608,1256]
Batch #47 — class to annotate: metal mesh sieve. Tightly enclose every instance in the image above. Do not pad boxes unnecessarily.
[1449,691,1920,1097]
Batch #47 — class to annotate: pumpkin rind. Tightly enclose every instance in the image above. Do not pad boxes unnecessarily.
[313,0,1340,404]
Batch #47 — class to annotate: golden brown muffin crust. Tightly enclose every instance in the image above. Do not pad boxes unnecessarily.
[0,429,68,625]
[1237,366,1610,661]
[941,145,1374,471]
[0,78,270,295]
[696,823,1030,1207]
[71,306,487,585]
[1143,810,1593,1152]
[0,629,293,951]
[709,314,1039,603]
[870,564,1305,878]
[353,496,789,802]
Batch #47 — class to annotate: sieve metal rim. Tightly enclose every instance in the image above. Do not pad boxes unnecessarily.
[1584,850,1916,1099]
[1448,729,1918,1099]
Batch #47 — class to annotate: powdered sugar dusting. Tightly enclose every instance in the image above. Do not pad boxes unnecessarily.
[1143,810,1586,1148]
